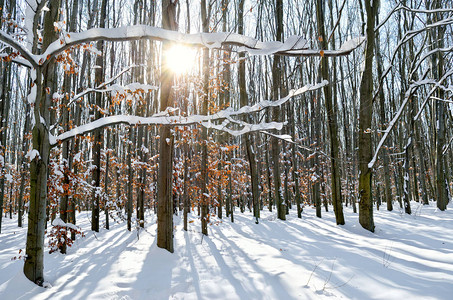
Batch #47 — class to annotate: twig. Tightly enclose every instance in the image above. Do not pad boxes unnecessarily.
[322,259,336,291]
[382,242,393,268]
[324,275,355,290]
[306,258,325,287]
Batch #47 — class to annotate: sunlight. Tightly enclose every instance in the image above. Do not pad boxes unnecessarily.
[164,45,198,75]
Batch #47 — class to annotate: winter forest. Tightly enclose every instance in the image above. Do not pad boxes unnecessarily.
[0,0,452,299]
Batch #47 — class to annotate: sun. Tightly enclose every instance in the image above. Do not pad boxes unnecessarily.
[164,45,198,75]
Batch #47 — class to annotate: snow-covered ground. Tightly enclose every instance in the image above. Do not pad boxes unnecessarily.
[1,201,452,300]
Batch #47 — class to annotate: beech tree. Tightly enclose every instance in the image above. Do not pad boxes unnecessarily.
[357,0,377,232]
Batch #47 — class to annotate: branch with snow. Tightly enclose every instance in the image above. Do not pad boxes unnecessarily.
[279,36,365,57]
[1,24,364,69]
[51,81,328,145]
[369,68,453,169]
[261,131,330,159]
[25,149,41,161]
[51,218,79,231]
[414,68,453,121]
[68,65,138,105]
[443,135,453,155]
[409,46,453,79]
[376,3,453,33]
[67,65,157,107]
[398,5,453,14]
[203,120,284,136]
[373,16,453,102]
[0,29,38,68]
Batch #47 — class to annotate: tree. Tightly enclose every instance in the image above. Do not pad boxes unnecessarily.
[316,0,345,225]
[238,0,260,224]
[358,0,377,232]
[157,0,179,252]
[59,0,79,253]
[0,0,14,234]
[432,0,448,211]
[200,0,210,236]
[374,6,393,211]
[272,0,286,221]
[23,0,61,284]
[91,0,108,233]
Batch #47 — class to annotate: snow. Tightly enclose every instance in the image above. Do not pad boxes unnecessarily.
[140,145,149,154]
[283,36,366,57]
[2,20,364,69]
[105,83,158,94]
[25,149,41,161]
[4,24,362,66]
[203,121,284,137]
[51,218,79,231]
[5,174,13,183]
[52,92,62,101]
[27,70,37,105]
[261,132,293,142]
[1,202,452,299]
[23,1,39,51]
[339,37,366,52]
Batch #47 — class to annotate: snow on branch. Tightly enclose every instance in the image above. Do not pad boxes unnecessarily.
[398,5,453,14]
[409,46,453,79]
[52,81,327,145]
[1,22,364,70]
[226,80,328,117]
[67,65,157,107]
[373,17,453,102]
[414,68,453,121]
[279,37,365,57]
[0,52,33,68]
[376,3,453,32]
[261,131,330,159]
[68,65,136,104]
[36,26,364,67]
[369,68,453,169]
[0,29,37,68]
[443,135,453,155]
[203,120,284,136]
[368,96,411,169]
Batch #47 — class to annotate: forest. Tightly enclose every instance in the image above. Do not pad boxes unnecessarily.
[0,0,452,299]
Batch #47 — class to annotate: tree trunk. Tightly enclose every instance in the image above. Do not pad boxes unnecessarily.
[200,0,210,236]
[272,0,286,221]
[358,0,376,232]
[434,5,448,211]
[104,129,110,230]
[157,0,178,252]
[18,103,30,228]
[183,143,189,231]
[375,10,393,212]
[0,0,14,232]
[238,0,260,224]
[0,59,10,234]
[59,0,79,252]
[316,0,344,225]
[91,0,107,233]
[24,0,61,284]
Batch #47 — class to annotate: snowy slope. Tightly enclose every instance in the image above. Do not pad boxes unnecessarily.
[0,201,452,300]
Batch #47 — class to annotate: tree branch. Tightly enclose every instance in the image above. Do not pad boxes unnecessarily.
[38,25,364,68]
[0,30,38,68]
[52,81,327,145]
